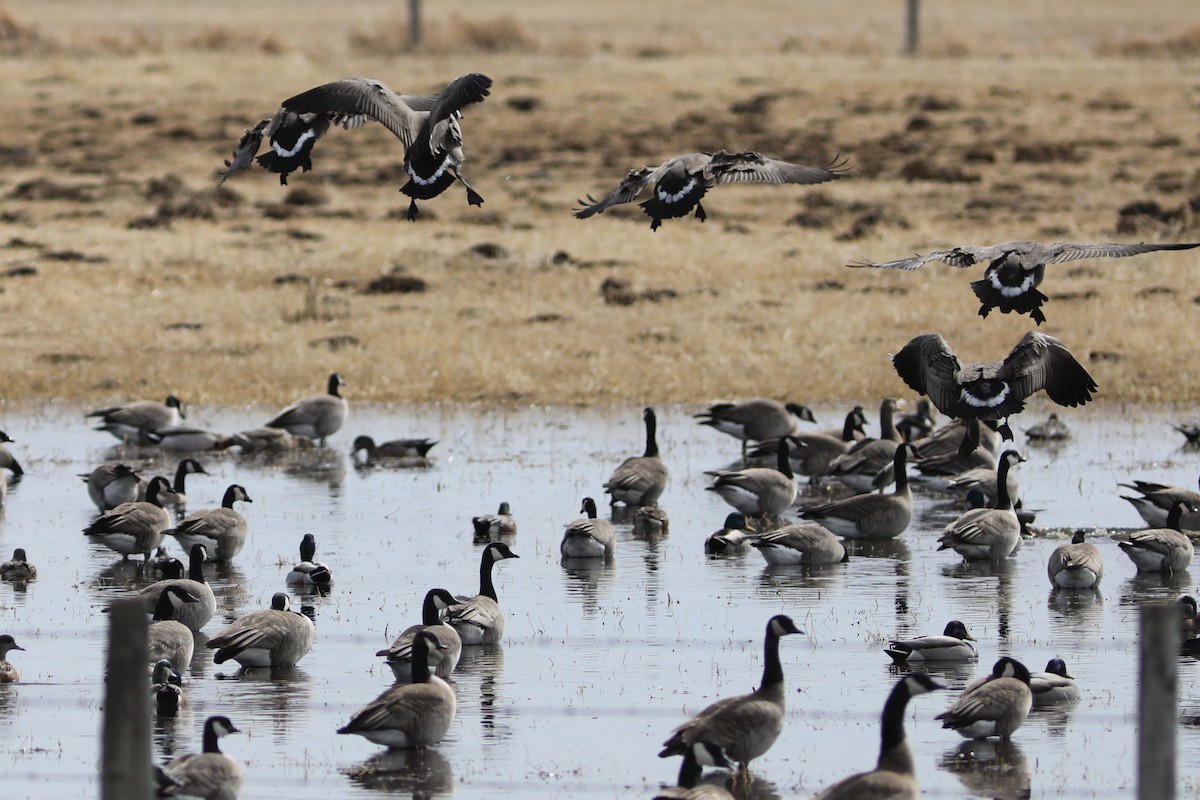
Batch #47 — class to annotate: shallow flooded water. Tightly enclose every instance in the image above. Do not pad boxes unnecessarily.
[0,400,1199,798]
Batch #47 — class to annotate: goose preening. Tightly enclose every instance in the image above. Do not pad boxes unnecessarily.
[1024,413,1071,441]
[1029,658,1081,706]
[937,450,1025,561]
[659,615,802,781]
[1047,530,1104,589]
[603,407,669,507]
[0,548,36,581]
[654,741,734,800]
[285,533,333,588]
[376,588,462,681]
[634,505,671,536]
[561,497,617,559]
[892,331,1097,452]
[152,659,184,717]
[83,475,175,563]
[695,399,816,459]
[445,542,519,645]
[705,437,798,521]
[352,435,437,464]
[751,522,847,566]
[156,715,242,800]
[220,73,492,220]
[704,513,757,556]
[140,544,217,632]
[167,484,253,563]
[206,592,315,668]
[87,394,185,446]
[148,585,199,671]
[849,240,1200,324]
[0,431,21,476]
[138,458,207,511]
[575,151,847,231]
[471,502,516,541]
[800,444,915,540]
[1117,500,1196,572]
[265,372,348,446]
[884,620,978,665]
[0,635,24,683]
[936,657,1033,739]
[809,673,944,800]
[1119,475,1200,528]
[82,463,141,512]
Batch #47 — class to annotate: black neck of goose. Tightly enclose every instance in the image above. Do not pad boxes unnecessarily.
[643,411,659,458]
[221,485,238,508]
[676,748,702,789]
[146,479,166,507]
[841,413,858,442]
[188,548,206,583]
[479,551,499,601]
[327,374,342,397]
[410,635,432,684]
[876,681,915,773]
[760,624,786,689]
[880,402,897,441]
[152,589,177,621]
[201,722,223,754]
[421,592,442,625]
[994,457,1014,510]
[776,440,794,479]
[1168,503,1186,530]
[892,446,910,493]
[173,462,190,493]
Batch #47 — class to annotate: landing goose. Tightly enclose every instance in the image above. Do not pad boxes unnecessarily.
[1047,530,1104,588]
[87,394,185,446]
[82,475,174,562]
[654,741,734,800]
[561,497,616,559]
[850,240,1200,324]
[1119,500,1195,572]
[705,513,757,555]
[603,407,669,507]
[352,435,437,464]
[0,431,21,476]
[810,673,944,800]
[156,715,242,800]
[139,544,217,631]
[1029,658,1081,706]
[220,73,492,220]
[377,588,462,681]
[936,657,1033,739]
[82,462,141,512]
[884,620,978,664]
[0,635,24,683]
[206,592,315,668]
[472,502,516,540]
[659,615,802,780]
[137,458,206,511]
[828,399,903,492]
[149,585,199,671]
[167,484,253,563]
[695,399,815,458]
[800,444,915,539]
[147,426,235,452]
[0,548,36,581]
[285,533,333,588]
[152,659,184,717]
[445,542,519,645]
[265,372,348,445]
[751,522,847,566]
[937,450,1025,561]
[705,437,798,521]
[1119,475,1200,529]
[747,408,868,484]
[575,151,847,230]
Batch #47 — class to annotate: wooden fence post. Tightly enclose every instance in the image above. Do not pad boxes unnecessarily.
[409,0,423,49]
[102,598,150,800]
[1138,603,1176,800]
[905,0,919,55]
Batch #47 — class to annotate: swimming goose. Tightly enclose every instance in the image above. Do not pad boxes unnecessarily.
[1029,658,1081,706]
[747,408,869,484]
[1047,530,1104,588]
[561,497,617,559]
[751,522,847,566]
[828,399,903,492]
[206,592,315,668]
[167,484,253,563]
[1119,475,1200,529]
[604,407,669,507]
[705,513,757,555]
[157,715,242,800]
[352,435,438,464]
[149,585,199,671]
[220,73,492,221]
[849,240,1200,324]
[654,741,735,800]
[82,462,142,512]
[575,151,847,230]
[895,399,937,443]
[137,458,207,512]
[884,620,978,664]
[1024,413,1071,441]
[800,444,915,540]
[445,542,519,645]
[377,588,463,681]
[659,615,802,780]
[892,331,1097,451]
[695,399,816,459]
[82,476,175,563]
[471,502,516,540]
[1118,500,1196,572]
[285,533,333,588]
[87,394,185,446]
[0,548,36,581]
[147,426,235,452]
[265,372,348,445]
[705,437,799,521]
[936,657,1033,739]
[0,635,24,683]
[634,505,671,536]
[152,659,184,717]
[0,431,21,476]
[809,673,944,800]
[937,450,1025,561]
[339,630,458,748]
[139,544,217,632]
[231,426,314,454]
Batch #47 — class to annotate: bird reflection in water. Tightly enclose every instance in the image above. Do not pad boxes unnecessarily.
[342,746,454,796]
[939,738,1030,800]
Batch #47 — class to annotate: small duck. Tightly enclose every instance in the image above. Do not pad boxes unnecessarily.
[1029,658,1081,706]
[206,592,315,668]
[704,513,756,556]
[232,426,314,454]
[285,533,333,588]
[561,497,616,559]
[0,548,36,581]
[152,658,184,717]
[156,715,242,799]
[0,634,25,683]
[1047,530,1104,589]
[936,657,1033,739]
[884,620,978,664]
[352,435,437,464]
[471,502,516,540]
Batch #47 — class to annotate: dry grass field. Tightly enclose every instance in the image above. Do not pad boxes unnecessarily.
[2,0,1200,405]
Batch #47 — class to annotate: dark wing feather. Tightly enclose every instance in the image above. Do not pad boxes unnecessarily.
[1044,241,1200,263]
[847,245,994,271]
[424,73,493,128]
[281,77,420,146]
[999,331,1097,408]
[892,334,962,416]
[574,167,655,218]
[711,151,849,186]
[217,115,275,185]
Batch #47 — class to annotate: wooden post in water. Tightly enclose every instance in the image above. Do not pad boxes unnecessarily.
[102,598,150,800]
[904,0,920,55]
[1138,603,1176,800]
[408,0,423,49]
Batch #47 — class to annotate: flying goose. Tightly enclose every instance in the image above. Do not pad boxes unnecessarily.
[659,615,802,781]
[575,151,847,231]
[146,426,235,452]
[152,659,184,717]
[206,592,315,668]
[1047,530,1104,589]
[471,502,516,541]
[285,533,333,588]
[1119,475,1200,529]
[82,463,142,512]
[705,437,799,521]
[892,331,1097,452]
[1118,500,1196,573]
[167,484,253,563]
[1029,658,1081,706]
[0,431,21,476]
[827,399,903,492]
[654,741,734,800]
[445,541,519,645]
[561,497,617,559]
[937,450,1025,561]
[936,657,1033,739]
[884,620,978,665]
[139,544,217,632]
[265,372,348,445]
[339,630,458,748]
[352,435,438,464]
[219,73,492,220]
[377,587,463,681]
[0,635,24,683]
[603,407,669,507]
[156,715,242,800]
[137,458,207,511]
[82,476,175,563]
[747,407,869,484]
[705,513,757,556]
[751,522,847,566]
[849,240,1200,324]
[0,548,36,581]
[800,444,916,539]
[148,585,199,671]
[809,673,944,800]
[695,399,816,459]
[87,394,185,446]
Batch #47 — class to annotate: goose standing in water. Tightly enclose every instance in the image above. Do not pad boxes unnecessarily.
[1047,530,1104,589]
[285,533,333,588]
[800,444,916,539]
[445,542,519,645]
[206,592,315,668]
[82,476,175,564]
[156,715,242,799]
[87,394,185,446]
[603,407,669,507]
[376,588,462,681]
[560,497,616,559]
[936,657,1033,739]
[139,544,217,632]
[695,399,815,459]
[265,372,348,446]
[937,450,1025,561]
[167,484,253,563]
[1118,500,1196,572]
[148,585,200,671]
[884,620,978,665]
[747,407,868,485]
[705,437,799,523]
[827,399,903,492]
[0,635,24,683]
[82,463,142,512]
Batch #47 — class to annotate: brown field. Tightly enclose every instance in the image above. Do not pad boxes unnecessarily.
[2,0,1200,406]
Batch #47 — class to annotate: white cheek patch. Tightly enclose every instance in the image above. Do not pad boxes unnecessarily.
[657,177,698,204]
[272,129,316,159]
[961,384,1009,409]
[408,155,453,187]
[989,270,1037,297]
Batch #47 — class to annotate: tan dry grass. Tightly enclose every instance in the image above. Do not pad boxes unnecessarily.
[1,0,1199,405]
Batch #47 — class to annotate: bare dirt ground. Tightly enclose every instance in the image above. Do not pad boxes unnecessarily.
[2,0,1199,405]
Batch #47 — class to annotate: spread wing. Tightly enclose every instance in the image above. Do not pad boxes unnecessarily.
[1043,241,1200,263]
[891,333,962,415]
[710,151,849,186]
[848,245,998,271]
[280,77,421,145]
[573,167,657,218]
[998,331,1097,408]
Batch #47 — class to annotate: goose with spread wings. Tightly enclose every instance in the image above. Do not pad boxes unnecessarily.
[574,151,847,230]
[218,73,492,220]
[850,240,1199,324]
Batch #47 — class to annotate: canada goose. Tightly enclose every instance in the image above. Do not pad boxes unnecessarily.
[751,522,847,566]
[206,592,315,668]
[0,548,36,581]
[82,463,142,512]
[654,741,735,800]
[634,505,671,536]
[1179,595,1200,639]
[912,418,1001,461]
[1029,659,1081,706]
[137,458,207,511]
[892,331,1097,451]
[884,620,978,665]
[936,657,1033,739]
[285,533,333,588]
[220,73,492,221]
[1119,475,1200,529]
[157,715,242,800]
[139,544,217,632]
[705,513,757,555]
[167,484,253,563]
[809,673,944,800]
[603,407,669,507]
[265,372,348,445]
[339,630,457,748]
[828,400,903,492]
[147,426,235,452]
[471,502,516,540]
[944,452,1023,508]
[376,588,462,681]
[0,635,24,683]
[747,408,869,484]
[561,497,617,559]
[800,444,915,539]
[896,399,937,443]
[659,615,802,780]
[352,435,438,464]
[445,542,519,645]
[87,394,185,445]
[695,399,816,458]
[705,437,798,521]
[1024,413,1070,441]
[911,445,996,484]
[83,476,175,562]
[575,150,847,230]
[149,585,199,671]
[1047,530,1104,589]
[937,450,1025,561]
[1174,422,1200,447]
[849,240,1200,324]
[231,426,314,454]
[1118,500,1196,572]
[152,659,184,717]
[0,431,21,476]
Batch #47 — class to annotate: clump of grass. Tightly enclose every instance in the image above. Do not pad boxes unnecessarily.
[0,5,54,56]
[1098,25,1200,57]
[186,26,287,54]
[349,13,535,55]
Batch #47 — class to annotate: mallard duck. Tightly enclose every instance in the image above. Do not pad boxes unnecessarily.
[800,444,915,539]
[1119,500,1196,572]
[167,484,253,563]
[603,407,669,507]
[1047,530,1104,589]
[0,431,22,476]
[561,497,616,559]
[265,372,348,445]
[352,435,437,464]
[156,716,242,799]
[148,585,199,671]
[0,634,24,683]
[937,450,1024,561]
[751,523,847,566]
[87,394,185,445]
[285,533,333,588]
[206,592,314,668]
[0,548,36,581]
[152,659,184,717]
[705,437,798,521]
[139,544,217,632]
[654,741,734,800]
[695,399,815,458]
[1029,658,1080,706]
[82,463,142,512]
[471,502,516,540]
[936,657,1033,739]
[445,542,519,645]
[376,588,462,681]
[885,620,978,664]
[704,513,757,556]
[82,476,175,563]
